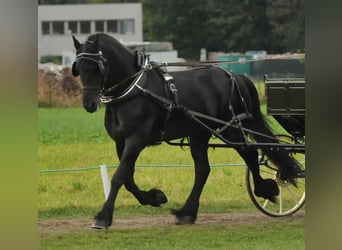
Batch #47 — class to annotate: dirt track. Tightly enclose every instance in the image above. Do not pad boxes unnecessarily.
[39,210,304,233]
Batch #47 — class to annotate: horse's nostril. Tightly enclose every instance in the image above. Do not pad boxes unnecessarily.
[84,102,98,113]
[92,102,100,112]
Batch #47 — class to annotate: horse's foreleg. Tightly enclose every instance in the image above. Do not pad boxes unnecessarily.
[92,137,144,229]
[115,139,125,160]
[172,136,210,224]
[124,170,168,207]
[236,147,279,202]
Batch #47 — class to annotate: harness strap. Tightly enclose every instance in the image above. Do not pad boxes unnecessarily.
[100,71,146,103]
[135,84,176,111]
[166,75,178,105]
[224,72,251,143]
[161,73,178,141]
[219,67,249,112]
[81,49,254,143]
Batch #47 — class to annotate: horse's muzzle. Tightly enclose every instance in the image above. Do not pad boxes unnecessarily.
[84,101,99,113]
[83,89,100,113]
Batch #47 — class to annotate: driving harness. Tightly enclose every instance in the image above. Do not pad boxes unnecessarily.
[76,49,253,144]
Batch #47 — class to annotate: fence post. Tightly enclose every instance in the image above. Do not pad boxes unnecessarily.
[100,165,110,200]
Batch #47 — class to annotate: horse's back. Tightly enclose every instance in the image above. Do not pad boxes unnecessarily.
[170,67,232,116]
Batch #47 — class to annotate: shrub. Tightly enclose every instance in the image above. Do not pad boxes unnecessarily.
[38,66,82,107]
[40,55,62,65]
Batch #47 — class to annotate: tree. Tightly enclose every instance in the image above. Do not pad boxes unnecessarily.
[266,0,305,53]
[143,0,275,59]
[39,0,305,57]
[38,0,88,4]
[38,0,139,4]
[143,0,205,59]
[203,0,272,53]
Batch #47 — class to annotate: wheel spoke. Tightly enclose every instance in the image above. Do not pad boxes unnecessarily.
[286,186,300,204]
[259,168,275,176]
[262,199,269,208]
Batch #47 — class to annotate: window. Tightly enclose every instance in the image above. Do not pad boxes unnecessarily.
[107,20,118,33]
[40,18,136,36]
[95,20,104,32]
[52,21,64,34]
[80,21,91,34]
[120,19,134,34]
[68,21,78,34]
[42,21,50,35]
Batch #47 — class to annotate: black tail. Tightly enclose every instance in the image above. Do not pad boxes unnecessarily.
[241,75,303,185]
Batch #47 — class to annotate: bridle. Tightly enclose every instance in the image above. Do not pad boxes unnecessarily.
[75,49,153,103]
[76,51,107,75]
[75,50,107,94]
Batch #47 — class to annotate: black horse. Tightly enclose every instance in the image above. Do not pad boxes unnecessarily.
[72,33,301,229]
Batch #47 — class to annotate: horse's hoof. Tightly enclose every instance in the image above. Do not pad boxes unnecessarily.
[254,179,279,203]
[171,209,196,225]
[153,189,168,205]
[91,219,110,229]
[149,189,168,207]
[175,216,195,225]
[254,192,278,203]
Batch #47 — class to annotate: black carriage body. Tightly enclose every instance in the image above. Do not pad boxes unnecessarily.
[264,76,305,138]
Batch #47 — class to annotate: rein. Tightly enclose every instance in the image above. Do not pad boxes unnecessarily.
[153,53,305,68]
[76,48,281,112]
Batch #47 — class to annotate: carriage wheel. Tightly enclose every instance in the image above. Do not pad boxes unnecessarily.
[245,136,305,217]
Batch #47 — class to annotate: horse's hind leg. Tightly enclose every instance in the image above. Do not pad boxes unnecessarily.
[236,147,279,202]
[172,135,211,224]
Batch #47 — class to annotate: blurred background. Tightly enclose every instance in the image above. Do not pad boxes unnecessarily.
[38,0,304,107]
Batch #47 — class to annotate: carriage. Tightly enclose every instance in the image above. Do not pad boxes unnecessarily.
[246,76,305,217]
[72,33,305,228]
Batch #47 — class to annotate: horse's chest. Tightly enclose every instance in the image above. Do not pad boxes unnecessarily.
[104,110,123,139]
[105,108,136,139]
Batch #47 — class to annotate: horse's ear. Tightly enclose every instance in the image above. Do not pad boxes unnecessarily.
[94,33,100,50]
[71,61,79,76]
[72,35,81,50]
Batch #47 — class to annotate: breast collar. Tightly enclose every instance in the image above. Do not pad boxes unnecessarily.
[99,58,152,104]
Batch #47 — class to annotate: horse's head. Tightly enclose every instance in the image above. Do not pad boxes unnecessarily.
[72,33,142,112]
[72,34,107,113]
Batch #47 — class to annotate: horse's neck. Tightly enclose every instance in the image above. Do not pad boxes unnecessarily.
[108,50,137,84]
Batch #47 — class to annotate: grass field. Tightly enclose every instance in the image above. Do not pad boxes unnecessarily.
[39,219,304,250]
[38,107,256,218]
[38,107,304,249]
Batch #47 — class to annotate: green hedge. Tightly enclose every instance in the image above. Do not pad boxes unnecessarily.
[40,54,62,64]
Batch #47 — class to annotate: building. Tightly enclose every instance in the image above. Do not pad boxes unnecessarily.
[38,3,143,63]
